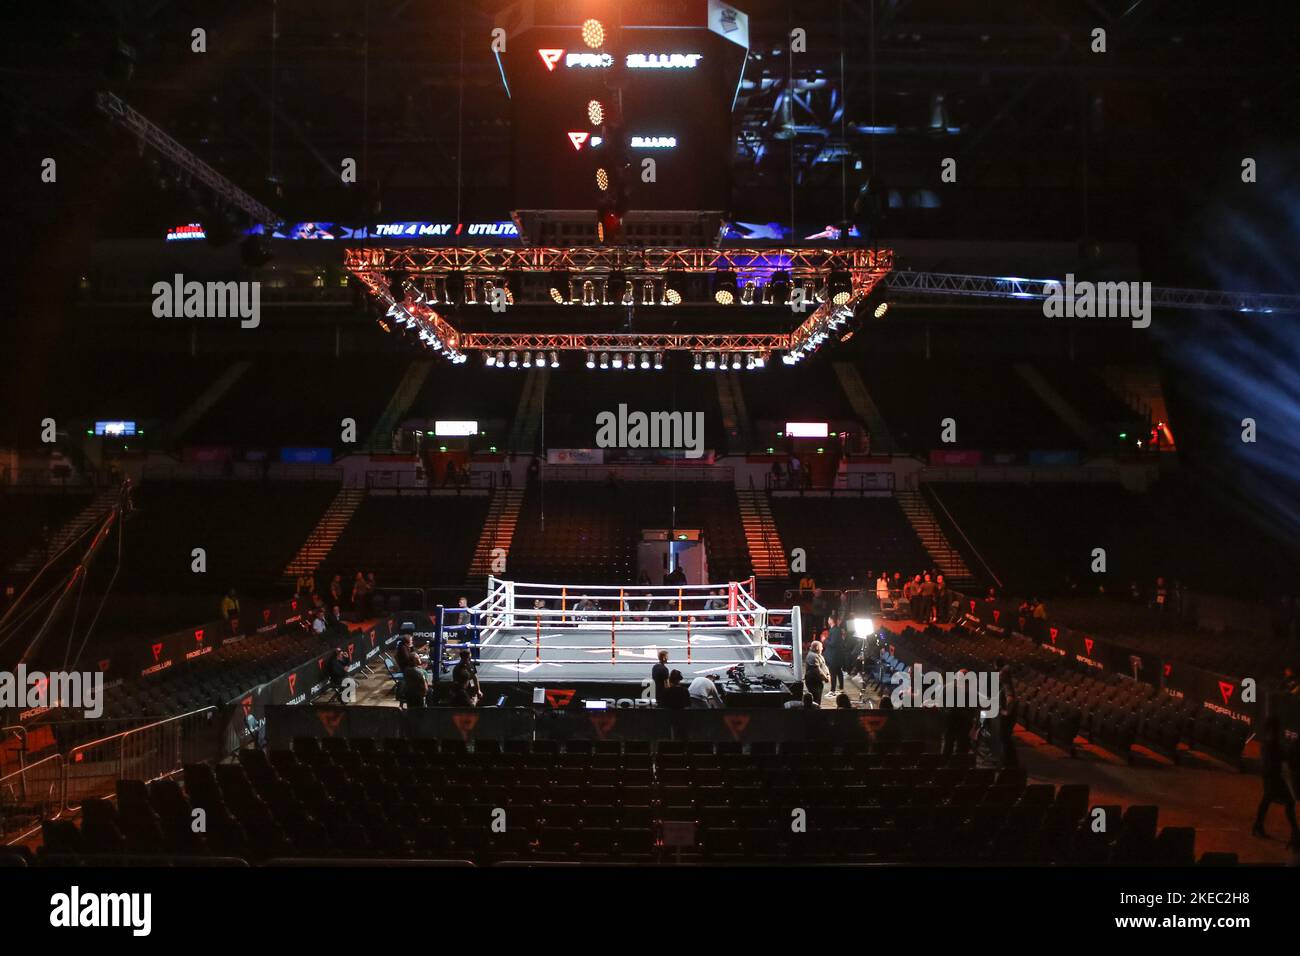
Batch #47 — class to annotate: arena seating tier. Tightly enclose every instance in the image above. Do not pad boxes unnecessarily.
[542,371,727,451]
[319,492,490,588]
[767,495,932,588]
[30,738,1203,866]
[185,357,401,449]
[507,480,750,585]
[116,480,337,596]
[0,492,95,568]
[856,357,1078,452]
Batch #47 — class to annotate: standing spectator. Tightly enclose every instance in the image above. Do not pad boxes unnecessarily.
[1251,712,1299,850]
[904,575,922,621]
[220,589,240,627]
[329,574,344,608]
[350,572,366,618]
[920,573,937,623]
[934,574,950,624]
[804,640,831,704]
[823,615,847,694]
[651,650,670,705]
[662,670,691,709]
[875,573,890,612]
[365,572,379,615]
[450,650,482,707]
[403,663,428,709]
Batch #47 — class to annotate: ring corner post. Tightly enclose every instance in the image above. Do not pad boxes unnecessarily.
[791,604,804,681]
[433,604,445,685]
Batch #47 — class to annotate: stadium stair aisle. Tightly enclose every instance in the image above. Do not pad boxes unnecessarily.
[8,487,118,574]
[364,359,428,450]
[887,490,974,586]
[467,489,525,585]
[162,359,252,444]
[1013,362,1105,451]
[738,490,786,580]
[833,361,895,454]
[283,488,367,583]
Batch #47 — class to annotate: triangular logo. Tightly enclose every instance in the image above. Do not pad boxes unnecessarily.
[240,695,254,718]
[98,659,110,672]
[1218,680,1235,705]
[722,713,750,740]
[545,689,576,708]
[1048,627,1059,644]
[859,713,888,735]
[452,712,480,740]
[194,628,205,644]
[538,48,564,71]
[992,609,1001,623]
[1083,637,1094,657]
[1163,663,1173,679]
[317,710,345,736]
[287,673,298,694]
[590,713,616,738]
[567,131,589,151]
[151,642,163,661]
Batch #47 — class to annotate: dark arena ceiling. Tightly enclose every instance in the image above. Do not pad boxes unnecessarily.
[1,0,1297,287]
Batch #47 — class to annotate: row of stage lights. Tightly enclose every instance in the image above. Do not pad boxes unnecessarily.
[482,351,773,370]
[393,272,857,308]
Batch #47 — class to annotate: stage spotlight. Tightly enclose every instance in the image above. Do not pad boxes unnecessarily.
[548,270,569,304]
[582,280,597,307]
[522,351,533,368]
[859,285,891,320]
[588,99,605,126]
[534,351,546,368]
[664,271,685,305]
[463,277,478,305]
[713,270,737,305]
[387,270,406,302]
[731,354,742,370]
[653,352,663,370]
[769,270,791,304]
[586,352,595,368]
[485,352,496,367]
[550,351,559,368]
[621,280,635,306]
[642,279,657,306]
[626,352,636,370]
[693,353,702,370]
[507,351,518,368]
[705,353,717,369]
[612,352,623,369]
[828,270,853,305]
[740,281,756,305]
[496,350,505,366]
[581,18,605,49]
[753,354,766,368]
[640,353,651,369]
[596,167,610,191]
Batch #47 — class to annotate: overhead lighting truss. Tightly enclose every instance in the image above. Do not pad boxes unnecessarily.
[346,245,893,363]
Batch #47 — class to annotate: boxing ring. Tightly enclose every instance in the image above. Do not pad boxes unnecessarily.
[436,578,802,687]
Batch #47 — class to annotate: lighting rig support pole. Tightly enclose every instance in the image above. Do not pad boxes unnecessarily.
[94,91,283,227]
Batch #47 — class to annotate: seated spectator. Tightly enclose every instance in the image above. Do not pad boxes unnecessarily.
[327,645,351,702]
[783,681,806,709]
[836,693,853,709]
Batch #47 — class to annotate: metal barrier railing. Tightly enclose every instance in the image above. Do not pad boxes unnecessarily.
[63,707,220,812]
[1,753,65,845]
